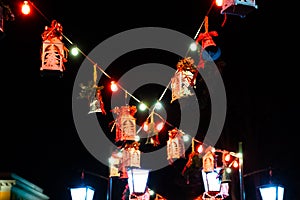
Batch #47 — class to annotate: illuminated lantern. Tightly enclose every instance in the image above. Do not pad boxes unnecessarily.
[171,58,195,103]
[196,16,221,61]
[144,111,163,146]
[112,105,137,142]
[220,0,258,17]
[40,20,68,73]
[167,128,185,164]
[122,142,141,168]
[109,150,121,177]
[88,87,106,115]
[201,151,225,199]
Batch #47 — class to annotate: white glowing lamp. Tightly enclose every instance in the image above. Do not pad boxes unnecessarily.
[258,183,284,200]
[70,185,95,200]
[127,168,150,195]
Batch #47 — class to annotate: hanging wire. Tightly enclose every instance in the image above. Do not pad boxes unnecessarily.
[27,1,51,23]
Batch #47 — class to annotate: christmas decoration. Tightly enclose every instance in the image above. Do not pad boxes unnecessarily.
[112,105,137,142]
[40,19,68,73]
[167,128,185,164]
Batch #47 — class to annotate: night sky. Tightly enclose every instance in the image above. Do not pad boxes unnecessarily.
[0,0,298,200]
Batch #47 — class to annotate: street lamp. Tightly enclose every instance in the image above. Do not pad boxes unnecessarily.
[126,168,150,198]
[69,170,95,200]
[258,183,284,200]
[70,185,95,200]
[257,168,284,200]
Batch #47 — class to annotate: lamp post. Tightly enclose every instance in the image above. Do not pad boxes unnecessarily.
[126,168,150,199]
[69,170,110,200]
[258,183,285,200]
[257,169,285,200]
[70,185,95,200]
[69,171,95,200]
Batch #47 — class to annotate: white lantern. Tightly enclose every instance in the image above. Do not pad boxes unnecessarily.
[258,184,284,200]
[122,144,141,168]
[70,186,95,200]
[127,168,150,195]
[112,105,137,141]
[171,71,194,103]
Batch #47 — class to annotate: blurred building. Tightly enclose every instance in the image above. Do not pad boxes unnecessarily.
[0,172,49,200]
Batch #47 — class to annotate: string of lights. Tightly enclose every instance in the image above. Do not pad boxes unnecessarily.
[20,0,216,140]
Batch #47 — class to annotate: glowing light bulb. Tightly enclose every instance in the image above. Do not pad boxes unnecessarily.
[22,1,30,15]
[110,81,118,92]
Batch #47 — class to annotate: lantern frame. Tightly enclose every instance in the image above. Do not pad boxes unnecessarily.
[126,168,150,195]
[69,185,95,200]
[258,183,285,200]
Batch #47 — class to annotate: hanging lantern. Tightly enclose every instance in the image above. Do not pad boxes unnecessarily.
[109,150,122,177]
[167,128,185,164]
[88,87,106,114]
[144,111,162,146]
[40,20,68,73]
[202,150,216,172]
[221,0,258,18]
[171,70,194,103]
[122,142,141,168]
[196,16,221,61]
[176,57,198,86]
[112,105,137,142]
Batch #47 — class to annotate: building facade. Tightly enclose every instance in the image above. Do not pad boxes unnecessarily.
[0,173,49,200]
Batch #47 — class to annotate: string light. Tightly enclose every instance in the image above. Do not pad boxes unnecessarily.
[19,0,227,150]
[21,1,30,15]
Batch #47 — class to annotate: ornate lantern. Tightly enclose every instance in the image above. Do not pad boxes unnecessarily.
[221,0,258,18]
[167,128,185,164]
[112,105,137,142]
[196,16,221,61]
[122,142,141,168]
[88,87,106,114]
[109,150,122,177]
[127,168,150,200]
[171,70,194,103]
[40,20,68,73]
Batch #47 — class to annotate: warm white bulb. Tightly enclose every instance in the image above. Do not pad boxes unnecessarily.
[190,42,198,51]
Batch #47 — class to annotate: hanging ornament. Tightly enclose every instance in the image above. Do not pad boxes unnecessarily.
[88,64,106,114]
[171,58,196,103]
[40,20,68,73]
[196,16,221,61]
[167,128,185,164]
[112,105,137,142]
[202,149,216,172]
[221,0,258,18]
[78,65,106,115]
[122,142,141,168]
[145,111,161,146]
[88,87,106,114]
[176,57,198,86]
[109,150,122,177]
